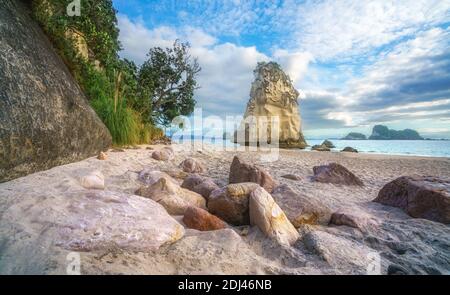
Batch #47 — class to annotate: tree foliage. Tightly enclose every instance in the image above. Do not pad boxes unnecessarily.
[32,1,200,143]
[137,41,201,126]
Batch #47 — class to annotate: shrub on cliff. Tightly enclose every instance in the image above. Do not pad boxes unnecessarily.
[31,0,170,145]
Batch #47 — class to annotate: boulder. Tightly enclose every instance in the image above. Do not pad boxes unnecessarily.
[373,176,450,224]
[249,187,299,245]
[183,206,227,231]
[138,169,178,186]
[311,145,330,152]
[330,209,379,230]
[136,178,206,215]
[271,184,332,227]
[281,174,302,181]
[208,183,260,225]
[56,191,185,252]
[179,158,206,173]
[312,163,364,186]
[80,171,105,190]
[233,62,307,149]
[0,0,112,182]
[161,168,189,180]
[321,140,335,148]
[229,156,276,193]
[181,175,219,200]
[151,149,173,161]
[303,230,375,274]
[342,147,358,153]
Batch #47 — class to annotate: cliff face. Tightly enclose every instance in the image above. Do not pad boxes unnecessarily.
[234,62,307,149]
[0,0,112,182]
[369,125,423,140]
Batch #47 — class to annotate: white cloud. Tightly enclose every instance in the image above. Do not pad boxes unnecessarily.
[273,49,314,85]
[292,0,450,60]
[118,15,269,116]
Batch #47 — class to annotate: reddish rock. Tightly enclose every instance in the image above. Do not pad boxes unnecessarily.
[312,163,363,186]
[229,156,276,193]
[183,206,227,231]
[179,158,206,173]
[374,176,450,224]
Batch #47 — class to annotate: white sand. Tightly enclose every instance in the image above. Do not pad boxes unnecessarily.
[0,144,449,274]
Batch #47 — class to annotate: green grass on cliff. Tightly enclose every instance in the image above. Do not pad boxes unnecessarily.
[32,0,165,146]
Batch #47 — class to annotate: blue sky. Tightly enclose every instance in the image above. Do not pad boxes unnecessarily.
[113,0,450,139]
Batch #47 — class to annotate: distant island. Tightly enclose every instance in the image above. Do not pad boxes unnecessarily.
[369,125,424,140]
[341,132,367,140]
[341,125,425,140]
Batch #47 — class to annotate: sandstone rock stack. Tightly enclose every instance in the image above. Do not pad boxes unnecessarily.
[233,62,307,149]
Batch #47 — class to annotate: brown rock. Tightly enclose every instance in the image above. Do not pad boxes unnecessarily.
[312,163,364,186]
[136,178,206,215]
[229,156,276,193]
[183,206,227,231]
[272,184,332,227]
[321,140,335,148]
[208,183,260,225]
[162,168,189,180]
[181,175,219,200]
[342,147,358,153]
[151,149,173,161]
[311,144,330,152]
[179,158,206,173]
[281,174,302,181]
[97,151,107,160]
[330,209,379,230]
[373,176,450,224]
[249,187,299,245]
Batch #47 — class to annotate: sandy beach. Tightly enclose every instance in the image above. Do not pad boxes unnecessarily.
[0,143,449,274]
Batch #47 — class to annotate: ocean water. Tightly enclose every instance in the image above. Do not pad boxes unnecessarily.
[306,139,450,158]
[179,137,450,158]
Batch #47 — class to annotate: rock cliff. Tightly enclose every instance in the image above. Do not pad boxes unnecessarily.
[0,0,112,182]
[233,62,307,148]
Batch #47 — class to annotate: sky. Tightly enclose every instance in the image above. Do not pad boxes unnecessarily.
[113,0,450,139]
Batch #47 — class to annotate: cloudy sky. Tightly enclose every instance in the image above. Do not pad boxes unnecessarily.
[113,0,450,139]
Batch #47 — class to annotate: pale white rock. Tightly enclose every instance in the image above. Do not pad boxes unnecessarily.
[136,178,207,215]
[138,169,178,186]
[80,171,105,190]
[303,230,377,274]
[249,187,299,245]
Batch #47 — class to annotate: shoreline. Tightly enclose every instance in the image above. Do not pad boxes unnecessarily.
[0,143,449,274]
